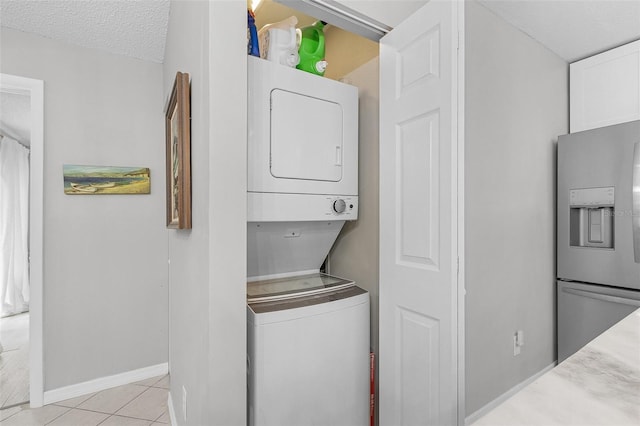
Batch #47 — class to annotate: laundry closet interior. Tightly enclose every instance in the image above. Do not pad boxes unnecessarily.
[246,0,382,423]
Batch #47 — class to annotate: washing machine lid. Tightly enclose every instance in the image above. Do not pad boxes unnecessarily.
[247,273,354,303]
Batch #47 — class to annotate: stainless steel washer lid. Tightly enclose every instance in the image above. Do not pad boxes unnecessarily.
[247,272,354,303]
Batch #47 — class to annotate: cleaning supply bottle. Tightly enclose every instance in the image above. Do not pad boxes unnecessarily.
[258,16,300,68]
[296,21,328,76]
[247,9,260,57]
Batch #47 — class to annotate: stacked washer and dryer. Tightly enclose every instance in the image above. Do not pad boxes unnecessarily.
[246,55,370,426]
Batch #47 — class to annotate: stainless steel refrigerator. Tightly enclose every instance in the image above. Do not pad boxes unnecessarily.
[557,120,640,363]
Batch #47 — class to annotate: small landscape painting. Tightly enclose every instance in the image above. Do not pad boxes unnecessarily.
[63,165,150,195]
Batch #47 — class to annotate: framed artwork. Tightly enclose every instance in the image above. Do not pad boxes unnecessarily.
[63,165,150,194]
[165,72,191,229]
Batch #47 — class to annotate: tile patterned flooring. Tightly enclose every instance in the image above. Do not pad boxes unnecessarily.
[0,375,171,426]
[0,312,30,409]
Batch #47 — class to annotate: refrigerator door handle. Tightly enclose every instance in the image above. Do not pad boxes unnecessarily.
[562,287,640,307]
[633,142,640,263]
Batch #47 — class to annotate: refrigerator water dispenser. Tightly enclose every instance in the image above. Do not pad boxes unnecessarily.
[569,187,615,249]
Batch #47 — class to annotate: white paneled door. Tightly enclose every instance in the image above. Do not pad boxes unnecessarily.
[379,1,460,425]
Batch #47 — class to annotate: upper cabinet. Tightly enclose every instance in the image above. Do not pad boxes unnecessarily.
[570,40,640,133]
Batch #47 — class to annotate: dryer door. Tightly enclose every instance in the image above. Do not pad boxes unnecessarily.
[270,89,343,182]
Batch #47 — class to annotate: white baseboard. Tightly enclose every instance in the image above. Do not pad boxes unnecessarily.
[43,362,168,405]
[465,362,556,425]
[168,391,178,426]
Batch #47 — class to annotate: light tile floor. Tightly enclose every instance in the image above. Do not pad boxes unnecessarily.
[0,375,171,426]
[0,312,30,409]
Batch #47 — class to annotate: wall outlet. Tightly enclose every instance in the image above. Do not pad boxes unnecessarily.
[513,330,524,356]
[182,385,187,422]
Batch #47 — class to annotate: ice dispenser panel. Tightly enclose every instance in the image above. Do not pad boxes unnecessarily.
[569,187,614,249]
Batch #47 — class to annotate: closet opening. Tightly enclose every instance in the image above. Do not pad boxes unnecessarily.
[248,0,382,423]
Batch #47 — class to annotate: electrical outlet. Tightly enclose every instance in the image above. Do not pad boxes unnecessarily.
[182,386,187,422]
[513,330,524,356]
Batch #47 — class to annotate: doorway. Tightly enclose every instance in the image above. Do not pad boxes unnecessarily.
[0,89,31,410]
[0,73,44,408]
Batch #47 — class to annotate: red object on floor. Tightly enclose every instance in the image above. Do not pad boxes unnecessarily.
[370,351,375,426]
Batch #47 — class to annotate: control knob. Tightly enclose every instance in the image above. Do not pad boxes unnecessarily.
[333,199,346,214]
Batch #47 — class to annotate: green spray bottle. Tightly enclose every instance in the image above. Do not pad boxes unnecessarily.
[296,21,328,76]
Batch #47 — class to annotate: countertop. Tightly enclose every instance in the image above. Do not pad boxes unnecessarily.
[473,308,640,425]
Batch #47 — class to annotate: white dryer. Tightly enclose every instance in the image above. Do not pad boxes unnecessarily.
[247,55,359,222]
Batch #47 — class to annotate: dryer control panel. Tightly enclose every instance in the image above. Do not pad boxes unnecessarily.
[329,197,356,217]
[248,192,358,222]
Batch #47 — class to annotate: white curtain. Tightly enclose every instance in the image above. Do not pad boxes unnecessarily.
[0,135,30,317]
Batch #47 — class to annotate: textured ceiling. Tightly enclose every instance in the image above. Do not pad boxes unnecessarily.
[1,0,638,64]
[1,0,639,142]
[479,0,640,62]
[0,0,171,63]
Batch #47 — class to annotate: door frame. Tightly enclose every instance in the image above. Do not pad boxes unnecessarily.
[0,73,45,408]
[455,2,466,423]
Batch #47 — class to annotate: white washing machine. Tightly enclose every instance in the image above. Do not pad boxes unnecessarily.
[247,273,370,426]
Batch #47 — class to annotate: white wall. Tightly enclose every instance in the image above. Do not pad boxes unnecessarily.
[162,1,211,423]
[329,57,379,356]
[206,1,247,423]
[464,0,568,416]
[0,28,168,389]
[163,0,246,424]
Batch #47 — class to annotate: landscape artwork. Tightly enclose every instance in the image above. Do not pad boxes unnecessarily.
[63,165,150,195]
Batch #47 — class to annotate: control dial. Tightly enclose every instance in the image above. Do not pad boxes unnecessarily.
[333,199,346,214]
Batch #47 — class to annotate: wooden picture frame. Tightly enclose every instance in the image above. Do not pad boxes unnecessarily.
[165,72,192,229]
